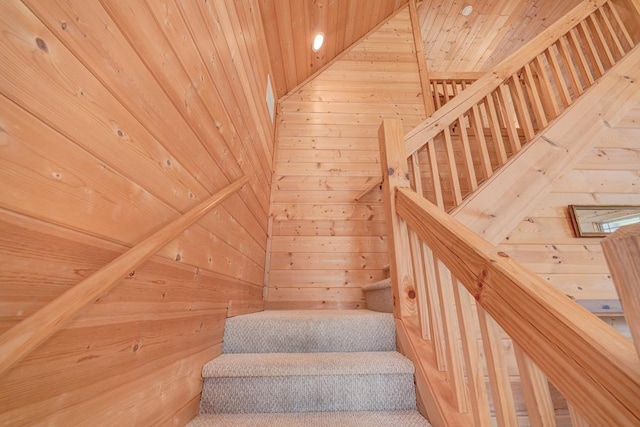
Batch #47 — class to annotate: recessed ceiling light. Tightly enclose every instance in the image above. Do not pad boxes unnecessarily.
[312,33,324,52]
[461,5,473,16]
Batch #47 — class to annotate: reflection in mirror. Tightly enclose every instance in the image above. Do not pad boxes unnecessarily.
[569,205,640,237]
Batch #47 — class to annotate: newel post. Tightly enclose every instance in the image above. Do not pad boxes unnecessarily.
[601,222,640,354]
[378,119,416,319]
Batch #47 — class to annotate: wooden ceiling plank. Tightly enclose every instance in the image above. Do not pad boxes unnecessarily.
[257,0,288,97]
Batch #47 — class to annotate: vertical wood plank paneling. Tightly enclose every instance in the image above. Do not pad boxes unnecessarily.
[0,0,273,423]
[267,8,425,309]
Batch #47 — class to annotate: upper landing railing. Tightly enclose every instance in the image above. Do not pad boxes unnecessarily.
[404,0,640,211]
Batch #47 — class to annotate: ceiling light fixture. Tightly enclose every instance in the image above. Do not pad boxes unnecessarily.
[312,33,325,51]
[461,5,473,16]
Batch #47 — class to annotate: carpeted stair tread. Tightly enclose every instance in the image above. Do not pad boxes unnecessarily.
[187,410,431,426]
[203,351,414,378]
[223,309,395,353]
[362,277,391,291]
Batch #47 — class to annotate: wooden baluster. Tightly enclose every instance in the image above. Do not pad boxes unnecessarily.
[567,28,595,87]
[451,83,478,191]
[605,1,635,50]
[483,93,509,166]
[533,55,561,119]
[496,83,523,153]
[430,81,437,109]
[515,345,557,427]
[457,113,478,192]
[434,260,469,412]
[409,155,432,340]
[426,138,444,209]
[410,153,425,201]
[434,81,443,109]
[477,305,518,427]
[522,63,549,129]
[407,226,431,340]
[587,13,616,69]
[545,45,573,108]
[423,245,447,370]
[601,223,640,355]
[443,126,463,207]
[443,80,452,104]
[453,279,492,426]
[577,21,606,78]
[568,402,591,427]
[459,80,490,183]
[468,103,493,180]
[557,35,585,96]
[597,7,625,58]
[508,74,536,141]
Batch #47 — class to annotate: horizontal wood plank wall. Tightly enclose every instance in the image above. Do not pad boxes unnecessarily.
[266,8,425,309]
[498,116,640,302]
[0,0,273,425]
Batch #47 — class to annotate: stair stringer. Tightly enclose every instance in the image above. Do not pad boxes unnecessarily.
[450,44,640,245]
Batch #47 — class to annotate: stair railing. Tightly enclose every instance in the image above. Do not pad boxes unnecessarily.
[0,176,249,378]
[379,118,640,426]
[405,0,639,212]
[429,76,479,110]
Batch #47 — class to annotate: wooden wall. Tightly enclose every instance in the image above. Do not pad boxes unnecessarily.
[498,112,640,302]
[266,7,426,309]
[0,0,273,424]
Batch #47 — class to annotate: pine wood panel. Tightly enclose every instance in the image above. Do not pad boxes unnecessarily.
[419,0,583,73]
[269,252,390,270]
[267,9,425,308]
[272,219,386,236]
[259,0,408,97]
[497,116,640,302]
[0,0,272,423]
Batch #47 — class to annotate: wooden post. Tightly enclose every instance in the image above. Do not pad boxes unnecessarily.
[409,0,436,116]
[601,222,640,354]
[378,119,416,318]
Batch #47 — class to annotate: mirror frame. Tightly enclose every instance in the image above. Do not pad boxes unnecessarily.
[568,204,640,238]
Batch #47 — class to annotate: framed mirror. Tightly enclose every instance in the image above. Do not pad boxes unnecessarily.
[569,205,640,237]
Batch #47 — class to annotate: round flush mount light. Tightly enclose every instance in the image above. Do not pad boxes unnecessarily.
[312,33,325,51]
[461,5,473,16]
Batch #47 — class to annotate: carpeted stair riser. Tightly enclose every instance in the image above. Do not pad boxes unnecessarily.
[201,372,416,414]
[222,310,395,353]
[200,351,416,414]
[187,410,430,426]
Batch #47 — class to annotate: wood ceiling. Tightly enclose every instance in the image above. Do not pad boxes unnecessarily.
[419,0,583,72]
[258,0,408,98]
[259,0,584,99]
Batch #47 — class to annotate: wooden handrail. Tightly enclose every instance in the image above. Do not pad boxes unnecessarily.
[0,176,249,377]
[354,178,383,202]
[404,0,610,156]
[395,186,640,426]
